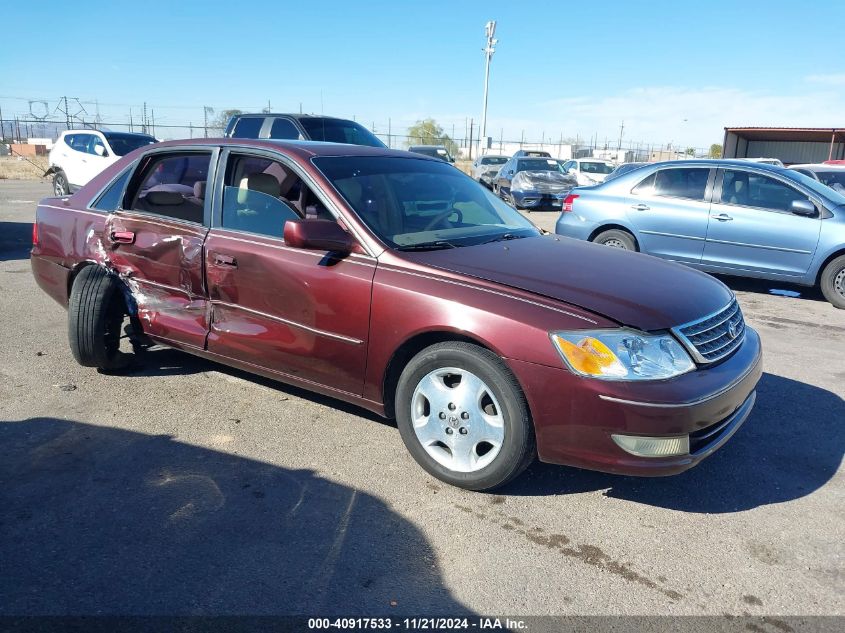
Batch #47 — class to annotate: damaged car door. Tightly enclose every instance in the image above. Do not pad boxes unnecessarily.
[102,149,217,350]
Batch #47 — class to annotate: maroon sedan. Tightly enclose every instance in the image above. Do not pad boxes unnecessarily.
[31,139,762,490]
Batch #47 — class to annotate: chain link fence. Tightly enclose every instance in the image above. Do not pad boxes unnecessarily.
[0,116,711,162]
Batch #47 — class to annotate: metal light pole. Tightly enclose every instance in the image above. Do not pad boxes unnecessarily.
[480,20,497,157]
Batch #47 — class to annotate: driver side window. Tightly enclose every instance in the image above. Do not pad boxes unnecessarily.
[220,153,335,238]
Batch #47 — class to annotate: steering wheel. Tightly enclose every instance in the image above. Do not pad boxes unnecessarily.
[423,207,463,232]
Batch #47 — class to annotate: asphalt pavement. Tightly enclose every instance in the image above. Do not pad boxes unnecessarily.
[1,180,842,620]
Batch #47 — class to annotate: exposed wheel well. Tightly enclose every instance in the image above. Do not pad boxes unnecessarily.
[68,262,135,316]
[588,224,639,251]
[815,248,845,285]
[382,331,495,420]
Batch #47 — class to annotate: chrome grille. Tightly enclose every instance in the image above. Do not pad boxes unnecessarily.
[673,299,745,364]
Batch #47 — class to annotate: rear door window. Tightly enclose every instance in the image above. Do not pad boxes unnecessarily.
[232,117,265,138]
[635,168,709,201]
[269,118,301,140]
[127,152,212,223]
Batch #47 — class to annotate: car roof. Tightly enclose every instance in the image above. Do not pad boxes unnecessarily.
[231,113,356,123]
[60,129,153,138]
[152,137,441,161]
[790,163,845,171]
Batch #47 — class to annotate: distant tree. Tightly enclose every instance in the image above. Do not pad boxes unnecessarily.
[407,118,459,157]
[709,143,723,158]
[205,108,243,132]
[686,147,696,157]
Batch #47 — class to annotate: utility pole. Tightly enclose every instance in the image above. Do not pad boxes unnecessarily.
[468,118,474,161]
[479,20,497,157]
[63,96,70,129]
[388,118,392,149]
[617,120,625,151]
[203,106,211,138]
[143,102,148,134]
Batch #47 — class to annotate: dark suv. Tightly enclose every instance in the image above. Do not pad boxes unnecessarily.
[224,113,386,148]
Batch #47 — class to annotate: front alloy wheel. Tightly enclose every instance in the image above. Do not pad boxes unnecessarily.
[411,367,505,472]
[395,342,535,491]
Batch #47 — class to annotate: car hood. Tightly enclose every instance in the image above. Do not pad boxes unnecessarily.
[400,235,734,331]
[512,171,577,193]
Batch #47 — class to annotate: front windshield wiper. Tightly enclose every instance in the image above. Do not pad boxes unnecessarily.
[479,232,528,245]
[397,240,459,251]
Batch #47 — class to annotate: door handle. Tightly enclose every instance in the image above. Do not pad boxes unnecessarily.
[109,230,135,244]
[711,213,734,221]
[213,254,237,268]
[631,203,650,211]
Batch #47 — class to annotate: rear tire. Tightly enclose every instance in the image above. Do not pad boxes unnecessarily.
[820,255,845,309]
[68,266,131,370]
[395,342,535,491]
[592,228,637,251]
[53,171,69,197]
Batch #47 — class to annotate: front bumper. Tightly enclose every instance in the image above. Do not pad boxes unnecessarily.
[508,326,763,476]
[513,190,569,210]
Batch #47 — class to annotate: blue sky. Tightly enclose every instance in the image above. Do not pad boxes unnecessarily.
[2,0,844,147]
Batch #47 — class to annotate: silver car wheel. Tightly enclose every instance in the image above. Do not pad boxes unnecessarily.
[410,367,505,473]
[603,238,627,248]
[835,267,845,299]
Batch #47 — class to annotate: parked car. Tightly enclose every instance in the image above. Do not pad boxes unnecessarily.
[408,145,455,163]
[555,159,845,308]
[32,139,762,490]
[513,150,551,158]
[471,154,509,188]
[494,156,577,210]
[789,163,845,194]
[560,158,616,186]
[605,162,648,182]
[225,113,386,148]
[45,130,157,196]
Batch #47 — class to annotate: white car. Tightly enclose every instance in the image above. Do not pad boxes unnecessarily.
[560,158,616,186]
[789,163,845,194]
[735,157,785,167]
[46,130,157,196]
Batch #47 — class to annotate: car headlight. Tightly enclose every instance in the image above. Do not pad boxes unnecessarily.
[550,329,695,380]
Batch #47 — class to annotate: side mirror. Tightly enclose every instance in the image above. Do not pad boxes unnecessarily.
[284,219,354,253]
[567,167,577,174]
[94,144,107,157]
[790,199,816,217]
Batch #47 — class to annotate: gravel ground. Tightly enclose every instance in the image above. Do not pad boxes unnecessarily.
[1,180,842,620]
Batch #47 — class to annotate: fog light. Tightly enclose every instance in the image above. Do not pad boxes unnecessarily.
[611,434,689,457]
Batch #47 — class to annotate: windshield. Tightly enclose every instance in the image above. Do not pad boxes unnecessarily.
[481,156,507,165]
[313,156,540,249]
[103,132,156,156]
[581,161,614,175]
[516,158,562,173]
[299,118,386,148]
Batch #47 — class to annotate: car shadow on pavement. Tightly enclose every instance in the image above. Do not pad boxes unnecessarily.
[717,274,827,303]
[503,373,844,513]
[0,417,471,616]
[0,221,32,262]
[119,347,388,425]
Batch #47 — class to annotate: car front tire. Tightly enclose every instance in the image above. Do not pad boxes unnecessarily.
[820,254,845,309]
[592,228,637,251]
[395,342,535,491]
